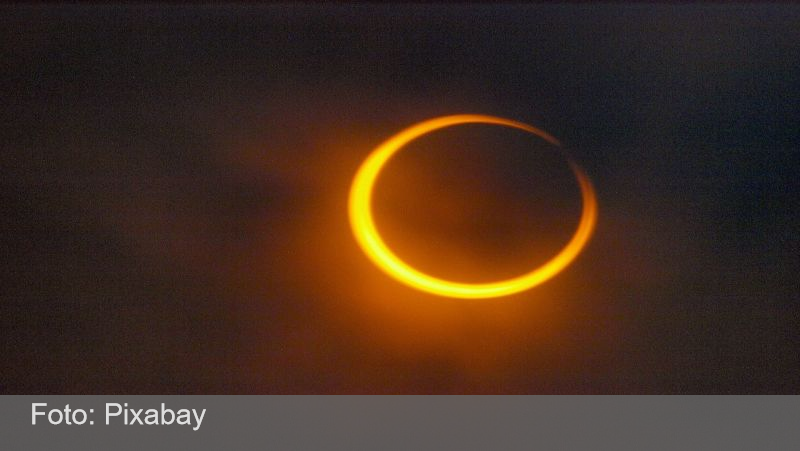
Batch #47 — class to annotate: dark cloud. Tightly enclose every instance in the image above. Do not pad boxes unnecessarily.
[1,5,798,393]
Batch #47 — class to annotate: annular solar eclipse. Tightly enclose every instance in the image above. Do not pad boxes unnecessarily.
[348,114,598,299]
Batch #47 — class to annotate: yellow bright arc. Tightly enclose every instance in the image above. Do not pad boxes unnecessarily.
[348,114,598,299]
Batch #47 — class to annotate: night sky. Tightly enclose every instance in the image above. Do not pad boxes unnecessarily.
[2,4,798,393]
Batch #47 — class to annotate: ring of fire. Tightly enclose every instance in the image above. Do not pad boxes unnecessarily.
[348,114,598,299]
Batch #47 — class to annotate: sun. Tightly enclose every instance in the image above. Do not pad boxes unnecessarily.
[348,114,597,299]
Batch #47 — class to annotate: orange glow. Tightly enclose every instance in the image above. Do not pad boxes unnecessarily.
[348,114,598,299]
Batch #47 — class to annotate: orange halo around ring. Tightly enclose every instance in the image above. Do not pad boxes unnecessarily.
[348,114,598,299]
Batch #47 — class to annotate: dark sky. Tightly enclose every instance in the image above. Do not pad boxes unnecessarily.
[2,4,798,394]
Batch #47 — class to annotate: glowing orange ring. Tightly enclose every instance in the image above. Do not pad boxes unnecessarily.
[348,114,597,299]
